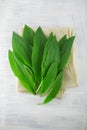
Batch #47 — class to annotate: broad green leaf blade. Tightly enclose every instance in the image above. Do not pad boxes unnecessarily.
[58,35,67,47]
[43,71,63,104]
[39,36,60,94]
[8,50,36,94]
[32,27,47,83]
[59,36,75,71]
[23,24,35,46]
[43,32,53,52]
[12,32,32,67]
[41,33,53,77]
[41,36,60,78]
[39,62,58,94]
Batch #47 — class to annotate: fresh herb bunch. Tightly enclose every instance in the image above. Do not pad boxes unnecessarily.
[8,25,75,104]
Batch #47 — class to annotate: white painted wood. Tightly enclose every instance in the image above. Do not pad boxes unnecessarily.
[0,0,87,130]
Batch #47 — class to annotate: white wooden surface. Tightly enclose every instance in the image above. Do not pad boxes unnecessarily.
[0,0,87,130]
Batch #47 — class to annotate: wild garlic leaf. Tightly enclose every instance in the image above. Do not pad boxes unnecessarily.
[41,36,60,78]
[43,32,53,52]
[43,71,63,104]
[41,33,53,77]
[59,36,75,71]
[58,35,67,47]
[12,32,32,67]
[39,62,58,94]
[23,24,35,46]
[8,50,36,94]
[39,36,60,94]
[8,25,75,104]
[32,27,47,83]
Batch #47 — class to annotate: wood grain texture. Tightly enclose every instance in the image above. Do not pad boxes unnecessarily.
[0,0,87,130]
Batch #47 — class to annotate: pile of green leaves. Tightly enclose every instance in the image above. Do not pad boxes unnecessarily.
[8,25,75,104]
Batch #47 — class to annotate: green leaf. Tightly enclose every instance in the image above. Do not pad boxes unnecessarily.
[23,24,35,46]
[41,33,53,77]
[41,36,60,78]
[8,25,75,104]
[12,32,32,67]
[38,36,60,94]
[8,50,36,94]
[43,71,63,104]
[58,35,67,47]
[32,27,47,83]
[59,36,75,71]
[39,62,58,94]
[43,32,53,52]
